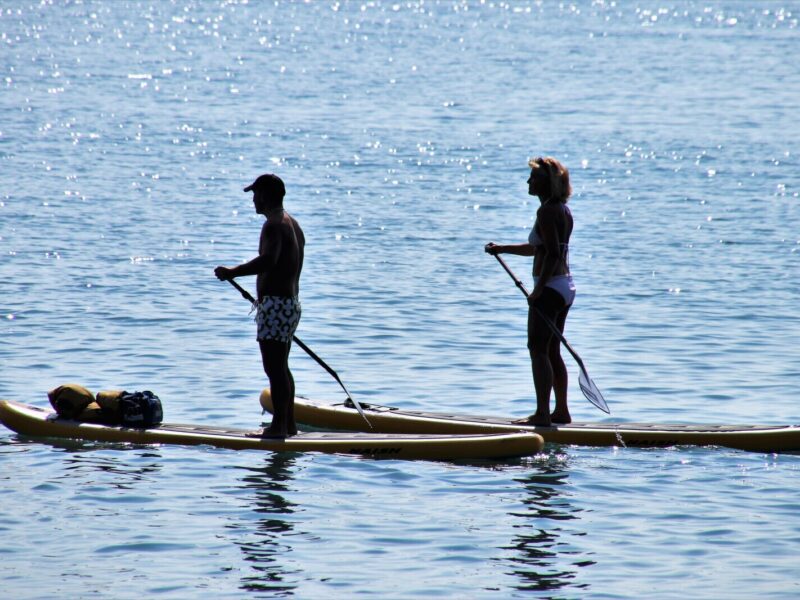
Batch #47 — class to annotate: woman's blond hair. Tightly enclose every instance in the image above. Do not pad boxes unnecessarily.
[528,156,571,203]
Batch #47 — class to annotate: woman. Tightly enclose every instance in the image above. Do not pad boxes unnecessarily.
[485,157,575,426]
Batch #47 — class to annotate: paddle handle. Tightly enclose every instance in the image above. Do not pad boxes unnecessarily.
[493,252,532,297]
[229,278,257,305]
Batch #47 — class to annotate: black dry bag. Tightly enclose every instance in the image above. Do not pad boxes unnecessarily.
[119,391,163,428]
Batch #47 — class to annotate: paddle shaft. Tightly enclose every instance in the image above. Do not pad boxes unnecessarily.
[225,278,372,428]
[492,254,589,376]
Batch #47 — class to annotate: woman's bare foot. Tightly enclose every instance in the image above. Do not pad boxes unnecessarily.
[551,411,571,424]
[246,426,293,438]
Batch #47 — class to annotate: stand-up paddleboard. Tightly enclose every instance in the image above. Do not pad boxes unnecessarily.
[0,400,543,461]
[260,392,800,453]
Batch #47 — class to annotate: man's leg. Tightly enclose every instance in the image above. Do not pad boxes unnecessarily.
[287,339,296,433]
[259,339,296,436]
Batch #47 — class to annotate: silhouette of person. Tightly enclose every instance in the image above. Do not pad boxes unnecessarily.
[215,174,305,436]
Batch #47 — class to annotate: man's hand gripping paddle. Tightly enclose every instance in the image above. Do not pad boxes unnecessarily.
[491,253,609,414]
[224,278,372,428]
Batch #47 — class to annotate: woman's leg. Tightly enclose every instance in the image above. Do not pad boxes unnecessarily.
[550,304,571,424]
[527,289,565,426]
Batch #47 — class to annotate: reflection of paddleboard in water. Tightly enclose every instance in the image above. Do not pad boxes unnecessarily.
[0,400,543,461]
[260,392,800,453]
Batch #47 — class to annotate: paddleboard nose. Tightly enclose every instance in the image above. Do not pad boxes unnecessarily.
[259,388,272,414]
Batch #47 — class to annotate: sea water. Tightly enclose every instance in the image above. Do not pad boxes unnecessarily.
[1,2,799,598]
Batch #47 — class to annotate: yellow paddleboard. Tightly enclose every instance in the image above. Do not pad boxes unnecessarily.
[0,400,543,461]
[260,391,800,453]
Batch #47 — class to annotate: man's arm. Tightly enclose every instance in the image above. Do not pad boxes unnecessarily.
[215,222,282,281]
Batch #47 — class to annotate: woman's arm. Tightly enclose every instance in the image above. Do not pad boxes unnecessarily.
[484,242,536,257]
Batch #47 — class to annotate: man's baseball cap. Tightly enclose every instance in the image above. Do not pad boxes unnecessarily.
[243,173,285,196]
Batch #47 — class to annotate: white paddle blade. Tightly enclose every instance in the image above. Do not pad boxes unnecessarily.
[347,397,373,429]
[579,369,609,414]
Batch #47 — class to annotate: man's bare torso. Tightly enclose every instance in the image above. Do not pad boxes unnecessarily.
[257,211,305,299]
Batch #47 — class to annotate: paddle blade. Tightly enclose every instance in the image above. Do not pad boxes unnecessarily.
[347,397,373,429]
[578,368,610,414]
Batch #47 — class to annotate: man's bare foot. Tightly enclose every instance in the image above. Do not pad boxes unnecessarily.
[513,413,552,427]
[551,411,571,424]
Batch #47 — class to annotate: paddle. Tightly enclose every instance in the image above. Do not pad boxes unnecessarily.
[224,278,372,428]
[491,253,610,414]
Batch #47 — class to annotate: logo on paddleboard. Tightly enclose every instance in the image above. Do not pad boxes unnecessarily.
[348,447,402,455]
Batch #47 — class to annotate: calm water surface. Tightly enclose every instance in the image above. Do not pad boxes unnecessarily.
[1,1,799,598]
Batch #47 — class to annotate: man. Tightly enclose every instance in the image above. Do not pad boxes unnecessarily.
[215,173,305,437]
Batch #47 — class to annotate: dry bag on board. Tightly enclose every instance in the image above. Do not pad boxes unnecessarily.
[119,391,163,428]
[48,384,95,419]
